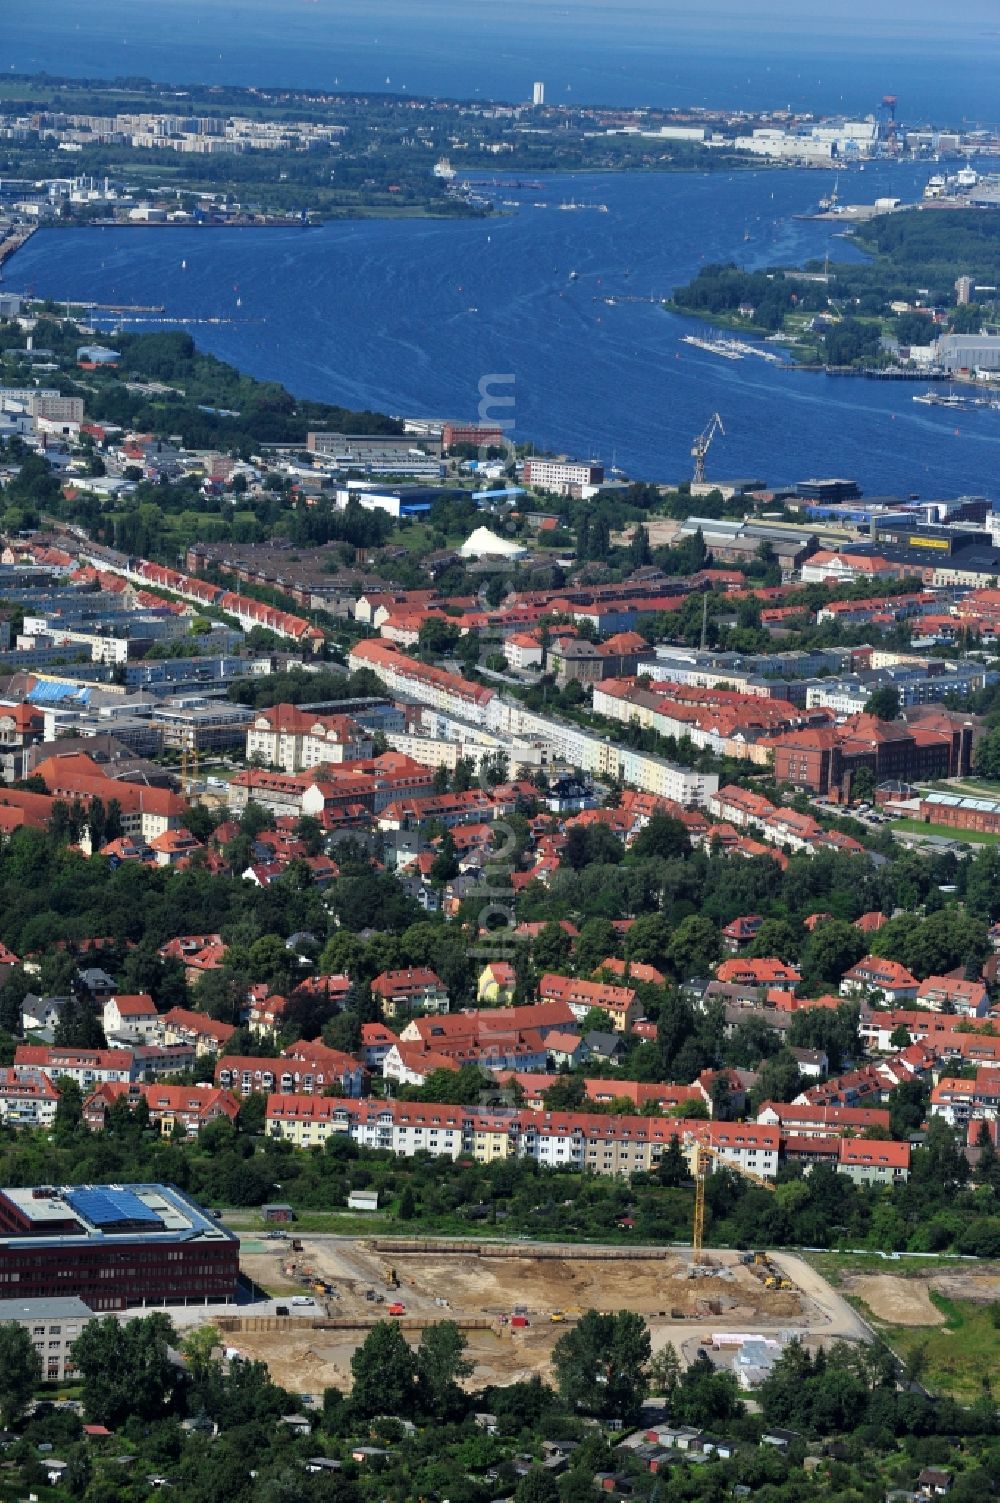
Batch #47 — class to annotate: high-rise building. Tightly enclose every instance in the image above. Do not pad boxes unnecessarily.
[532,81,545,107]
[956,275,974,306]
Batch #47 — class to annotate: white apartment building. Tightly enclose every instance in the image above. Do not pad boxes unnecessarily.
[0,1068,60,1129]
[245,705,373,773]
[522,458,605,494]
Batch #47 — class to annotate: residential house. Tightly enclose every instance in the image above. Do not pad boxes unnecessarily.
[0,1066,61,1128]
[13,1045,134,1090]
[215,1049,368,1099]
[916,975,989,1017]
[371,968,449,1019]
[840,956,920,1004]
[20,993,70,1037]
[82,1081,240,1136]
[538,973,640,1033]
[157,1007,235,1057]
[102,993,159,1042]
[755,1100,892,1137]
[722,915,764,952]
[360,1022,398,1069]
[477,961,517,1006]
[545,1031,591,1069]
[836,1137,910,1185]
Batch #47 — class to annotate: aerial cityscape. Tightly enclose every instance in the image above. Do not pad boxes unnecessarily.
[1,1,1000,1499]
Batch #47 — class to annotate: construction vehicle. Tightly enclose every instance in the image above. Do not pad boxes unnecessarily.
[382,1261,400,1289]
[550,1311,565,1323]
[687,1138,775,1263]
[691,412,725,486]
[387,1301,406,1317]
[291,1239,303,1253]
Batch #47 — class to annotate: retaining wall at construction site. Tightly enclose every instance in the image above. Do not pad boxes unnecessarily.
[368,1239,671,1260]
[217,1314,499,1335]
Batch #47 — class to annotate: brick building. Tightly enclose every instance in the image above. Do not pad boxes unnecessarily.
[770,712,970,798]
[0,1184,239,1312]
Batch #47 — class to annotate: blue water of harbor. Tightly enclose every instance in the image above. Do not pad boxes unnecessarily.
[10,0,1000,122]
[11,161,1000,499]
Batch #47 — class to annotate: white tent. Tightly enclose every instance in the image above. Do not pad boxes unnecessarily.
[459,526,528,560]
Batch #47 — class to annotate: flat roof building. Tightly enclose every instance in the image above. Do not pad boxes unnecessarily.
[0,1296,94,1382]
[0,1183,239,1312]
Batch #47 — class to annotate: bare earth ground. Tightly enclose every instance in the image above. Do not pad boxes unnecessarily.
[849,1275,945,1327]
[221,1240,864,1393]
[841,1266,1000,1326]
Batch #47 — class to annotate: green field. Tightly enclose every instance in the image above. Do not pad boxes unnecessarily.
[804,1254,1000,1402]
[877,1294,1000,1404]
[891,817,999,846]
[803,1250,967,1282]
[225,1209,395,1237]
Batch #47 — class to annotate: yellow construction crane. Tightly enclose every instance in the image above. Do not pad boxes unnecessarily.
[688,1139,775,1262]
[180,744,199,799]
[691,412,725,486]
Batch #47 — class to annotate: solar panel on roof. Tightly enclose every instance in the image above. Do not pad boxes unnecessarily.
[66,1188,162,1229]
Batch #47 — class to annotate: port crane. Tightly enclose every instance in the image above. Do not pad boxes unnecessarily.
[687,1137,774,1262]
[691,412,724,486]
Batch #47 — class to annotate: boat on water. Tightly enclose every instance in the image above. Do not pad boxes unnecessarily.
[680,334,742,360]
[680,333,784,363]
[912,388,987,410]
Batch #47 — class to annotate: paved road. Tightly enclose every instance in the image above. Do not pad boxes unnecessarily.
[768,1251,872,1344]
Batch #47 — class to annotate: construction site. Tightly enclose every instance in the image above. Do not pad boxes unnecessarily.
[225,1236,868,1394]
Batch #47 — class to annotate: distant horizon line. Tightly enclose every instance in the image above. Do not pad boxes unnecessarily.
[4,68,989,135]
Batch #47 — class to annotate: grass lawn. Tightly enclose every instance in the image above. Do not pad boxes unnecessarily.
[877,1294,1000,1404]
[224,1209,396,1237]
[920,778,1000,798]
[891,817,999,845]
[804,1251,949,1283]
[803,1255,1000,1402]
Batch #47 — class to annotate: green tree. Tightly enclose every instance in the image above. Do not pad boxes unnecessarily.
[416,1320,473,1419]
[799,919,866,990]
[552,1309,651,1422]
[514,1468,560,1503]
[749,918,802,963]
[851,765,877,804]
[430,830,459,885]
[647,1342,681,1398]
[666,915,720,979]
[863,685,900,721]
[53,1075,84,1141]
[72,1313,184,1426]
[349,1320,417,1419]
[974,727,1000,782]
[575,917,619,975]
[181,1323,221,1383]
[533,921,573,973]
[629,813,690,862]
[418,617,461,657]
[750,1048,802,1112]
[0,1322,41,1427]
